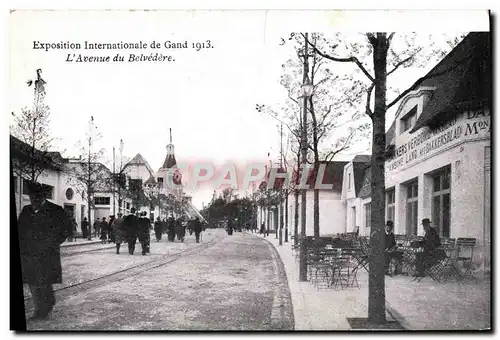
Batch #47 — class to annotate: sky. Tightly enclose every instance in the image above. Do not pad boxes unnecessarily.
[8,10,489,209]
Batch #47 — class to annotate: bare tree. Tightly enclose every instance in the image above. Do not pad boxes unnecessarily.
[301,31,466,324]
[258,35,371,237]
[11,69,55,182]
[66,116,109,226]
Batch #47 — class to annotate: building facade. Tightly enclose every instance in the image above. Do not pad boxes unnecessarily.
[343,32,491,271]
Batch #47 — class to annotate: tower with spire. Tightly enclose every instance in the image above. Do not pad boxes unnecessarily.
[156,128,183,199]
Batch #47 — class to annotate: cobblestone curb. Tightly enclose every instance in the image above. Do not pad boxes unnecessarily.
[260,236,295,330]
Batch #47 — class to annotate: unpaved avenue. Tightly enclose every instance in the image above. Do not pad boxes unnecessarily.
[26,231,294,331]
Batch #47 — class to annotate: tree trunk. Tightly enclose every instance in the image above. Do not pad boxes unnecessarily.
[368,33,389,324]
[294,189,299,246]
[284,191,289,243]
[313,188,320,237]
[279,197,283,245]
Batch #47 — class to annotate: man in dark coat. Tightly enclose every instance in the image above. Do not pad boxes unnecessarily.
[138,212,151,255]
[175,216,186,242]
[167,215,176,242]
[81,217,89,240]
[122,208,139,255]
[193,217,203,243]
[18,181,72,320]
[415,218,446,277]
[154,217,162,242]
[384,221,402,275]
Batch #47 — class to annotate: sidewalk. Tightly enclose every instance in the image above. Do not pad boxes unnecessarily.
[255,233,491,331]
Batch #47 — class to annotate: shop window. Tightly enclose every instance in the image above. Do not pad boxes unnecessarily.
[94,197,111,205]
[432,166,451,237]
[400,105,417,133]
[406,181,418,235]
[386,189,395,222]
[364,202,371,229]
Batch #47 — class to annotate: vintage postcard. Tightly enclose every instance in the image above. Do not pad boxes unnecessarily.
[9,9,491,331]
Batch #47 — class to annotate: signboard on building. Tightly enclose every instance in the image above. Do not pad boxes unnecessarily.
[386,109,491,172]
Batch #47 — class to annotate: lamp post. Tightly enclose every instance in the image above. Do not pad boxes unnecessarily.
[299,32,314,282]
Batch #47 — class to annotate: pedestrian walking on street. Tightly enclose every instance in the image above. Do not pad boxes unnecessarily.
[138,211,151,255]
[112,213,124,254]
[123,208,139,255]
[193,217,203,243]
[175,217,186,242]
[108,215,116,243]
[101,217,109,242]
[154,217,162,242]
[167,215,176,242]
[260,222,266,236]
[18,181,72,320]
[227,219,234,236]
[81,217,90,240]
[93,218,100,238]
[69,218,78,242]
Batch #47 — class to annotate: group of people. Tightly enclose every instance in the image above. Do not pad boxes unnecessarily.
[158,215,205,243]
[384,218,446,277]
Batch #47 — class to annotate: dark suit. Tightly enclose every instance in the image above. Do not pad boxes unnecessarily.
[416,227,446,276]
[138,217,151,254]
[193,219,203,243]
[384,232,402,273]
[17,200,72,316]
[122,214,139,254]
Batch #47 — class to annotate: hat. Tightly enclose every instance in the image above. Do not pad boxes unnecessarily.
[386,221,394,227]
[130,207,136,214]
[422,218,431,224]
[26,180,49,197]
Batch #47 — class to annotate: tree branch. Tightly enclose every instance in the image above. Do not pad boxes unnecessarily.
[301,33,375,83]
[387,49,421,76]
[365,83,375,118]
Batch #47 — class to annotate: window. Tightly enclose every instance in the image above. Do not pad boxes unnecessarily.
[401,105,417,133]
[158,177,164,188]
[432,166,451,237]
[348,173,351,189]
[126,202,131,210]
[386,189,395,222]
[94,197,111,205]
[65,188,74,200]
[406,181,418,235]
[364,203,371,229]
[13,176,18,193]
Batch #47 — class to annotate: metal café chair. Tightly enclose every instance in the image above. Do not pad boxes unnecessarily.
[456,238,477,282]
[331,247,360,289]
[424,244,462,283]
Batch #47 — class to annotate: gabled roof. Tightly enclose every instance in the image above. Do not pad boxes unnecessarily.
[357,166,371,199]
[411,32,491,132]
[290,161,348,191]
[124,153,154,176]
[386,121,396,147]
[352,157,371,196]
[144,175,157,186]
[10,135,66,171]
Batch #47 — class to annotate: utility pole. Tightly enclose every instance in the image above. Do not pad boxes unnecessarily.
[118,139,123,215]
[87,116,93,238]
[299,33,310,282]
[113,146,116,216]
[279,122,284,246]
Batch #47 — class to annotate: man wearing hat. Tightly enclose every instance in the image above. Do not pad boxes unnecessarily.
[122,207,139,255]
[17,180,72,320]
[414,218,446,277]
[384,221,402,275]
